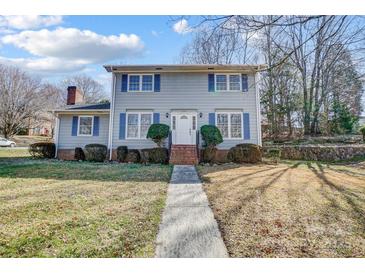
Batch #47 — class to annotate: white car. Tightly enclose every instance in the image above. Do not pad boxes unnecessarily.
[0,137,16,147]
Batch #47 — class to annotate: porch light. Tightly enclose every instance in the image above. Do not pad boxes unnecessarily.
[199,112,203,118]
[166,113,169,118]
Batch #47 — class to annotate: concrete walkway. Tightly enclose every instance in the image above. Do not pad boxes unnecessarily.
[155,165,228,258]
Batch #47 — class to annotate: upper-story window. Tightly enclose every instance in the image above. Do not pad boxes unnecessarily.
[215,74,241,91]
[128,74,154,92]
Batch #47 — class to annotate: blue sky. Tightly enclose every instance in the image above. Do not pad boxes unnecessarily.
[0,15,194,86]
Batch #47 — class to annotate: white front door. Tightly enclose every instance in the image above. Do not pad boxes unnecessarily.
[172,113,197,145]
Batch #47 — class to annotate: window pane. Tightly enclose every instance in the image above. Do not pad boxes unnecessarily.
[79,117,92,135]
[229,75,241,91]
[140,114,152,138]
[216,75,227,91]
[142,75,153,91]
[127,114,139,138]
[129,75,140,91]
[192,116,196,130]
[230,114,242,138]
[217,114,228,138]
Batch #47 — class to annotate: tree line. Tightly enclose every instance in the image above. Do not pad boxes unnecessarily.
[178,16,365,139]
[0,64,108,138]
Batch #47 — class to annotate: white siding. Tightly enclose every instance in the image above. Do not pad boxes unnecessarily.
[58,114,109,149]
[112,72,259,150]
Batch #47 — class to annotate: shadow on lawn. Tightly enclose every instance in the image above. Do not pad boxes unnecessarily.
[0,159,172,183]
[202,161,365,234]
[199,161,365,257]
[307,162,365,233]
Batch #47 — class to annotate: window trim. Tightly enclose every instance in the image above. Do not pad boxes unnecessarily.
[215,112,243,140]
[126,112,153,139]
[127,74,154,92]
[77,115,94,137]
[214,73,242,92]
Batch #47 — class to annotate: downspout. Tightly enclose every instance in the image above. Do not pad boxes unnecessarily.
[54,113,60,158]
[255,71,262,146]
[108,73,116,160]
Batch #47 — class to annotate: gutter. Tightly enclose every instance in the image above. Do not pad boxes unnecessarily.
[255,71,262,146]
[108,73,116,160]
[54,113,60,158]
[53,109,110,113]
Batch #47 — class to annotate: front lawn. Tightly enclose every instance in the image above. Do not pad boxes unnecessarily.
[0,148,30,159]
[0,158,172,257]
[198,161,365,257]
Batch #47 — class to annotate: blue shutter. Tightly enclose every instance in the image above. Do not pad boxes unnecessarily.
[154,74,160,92]
[208,113,215,125]
[93,116,100,136]
[71,116,78,136]
[242,74,248,92]
[243,113,250,140]
[208,74,215,92]
[153,113,160,124]
[121,74,128,92]
[119,113,126,139]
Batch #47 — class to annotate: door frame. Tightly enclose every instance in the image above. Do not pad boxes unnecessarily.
[171,110,198,145]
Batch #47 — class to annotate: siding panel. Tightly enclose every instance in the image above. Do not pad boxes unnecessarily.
[58,114,109,149]
[112,72,258,149]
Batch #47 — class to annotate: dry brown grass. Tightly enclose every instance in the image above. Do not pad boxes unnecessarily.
[198,161,365,257]
[0,158,171,257]
[0,148,30,159]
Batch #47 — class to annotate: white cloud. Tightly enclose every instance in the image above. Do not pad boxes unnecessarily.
[2,27,144,63]
[172,19,192,35]
[0,15,63,30]
[151,30,163,37]
[0,56,88,73]
[0,27,145,74]
[0,28,16,34]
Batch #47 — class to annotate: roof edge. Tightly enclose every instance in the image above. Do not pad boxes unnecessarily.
[103,64,267,73]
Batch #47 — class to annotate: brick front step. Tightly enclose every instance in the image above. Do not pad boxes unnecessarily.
[169,145,199,165]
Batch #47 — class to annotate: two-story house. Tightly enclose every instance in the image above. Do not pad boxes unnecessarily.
[53,64,263,164]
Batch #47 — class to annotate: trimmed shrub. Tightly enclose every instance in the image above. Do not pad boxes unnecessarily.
[74,147,85,161]
[84,144,107,162]
[360,126,365,142]
[147,123,170,147]
[227,144,262,163]
[28,142,55,158]
[141,148,169,164]
[125,149,141,163]
[200,125,223,148]
[201,147,217,163]
[116,146,128,162]
[200,125,223,163]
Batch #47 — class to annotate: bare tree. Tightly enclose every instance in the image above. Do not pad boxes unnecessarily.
[0,64,44,138]
[179,23,258,64]
[176,15,365,138]
[59,74,108,104]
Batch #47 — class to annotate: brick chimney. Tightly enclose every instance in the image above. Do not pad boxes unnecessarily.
[66,86,84,105]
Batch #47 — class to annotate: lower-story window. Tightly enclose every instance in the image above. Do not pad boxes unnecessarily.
[78,116,93,136]
[216,112,242,139]
[126,112,152,139]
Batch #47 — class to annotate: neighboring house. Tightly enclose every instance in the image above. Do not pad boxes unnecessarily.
[53,64,264,164]
[27,115,54,136]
